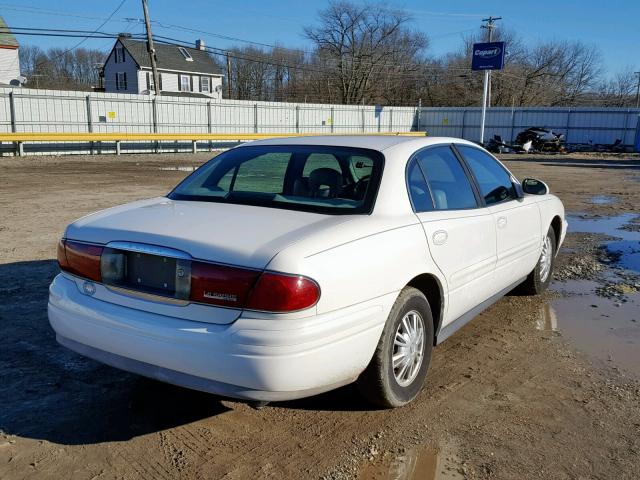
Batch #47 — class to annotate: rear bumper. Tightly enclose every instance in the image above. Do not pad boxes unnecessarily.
[48,274,390,401]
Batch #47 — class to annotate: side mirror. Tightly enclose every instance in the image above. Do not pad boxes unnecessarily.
[522,178,549,195]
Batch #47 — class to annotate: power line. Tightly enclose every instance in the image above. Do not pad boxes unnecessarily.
[151,33,479,79]
[33,0,128,69]
[4,26,503,81]
[0,3,120,21]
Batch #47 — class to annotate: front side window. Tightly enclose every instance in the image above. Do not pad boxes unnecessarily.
[169,145,384,215]
[415,146,477,210]
[457,146,517,205]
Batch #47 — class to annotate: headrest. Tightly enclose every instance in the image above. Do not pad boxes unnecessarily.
[308,168,342,197]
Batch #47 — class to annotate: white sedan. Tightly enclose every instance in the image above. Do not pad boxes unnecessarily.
[49,136,566,407]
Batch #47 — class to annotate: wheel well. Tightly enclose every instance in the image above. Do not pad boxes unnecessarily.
[550,216,562,252]
[407,274,443,345]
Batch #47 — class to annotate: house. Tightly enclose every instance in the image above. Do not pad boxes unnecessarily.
[0,16,21,86]
[102,36,223,98]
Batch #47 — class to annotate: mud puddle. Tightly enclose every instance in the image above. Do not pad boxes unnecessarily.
[568,213,640,273]
[589,194,617,205]
[551,213,640,376]
[358,443,463,480]
[547,280,640,377]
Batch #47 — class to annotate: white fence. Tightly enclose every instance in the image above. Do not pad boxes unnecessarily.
[1,87,639,154]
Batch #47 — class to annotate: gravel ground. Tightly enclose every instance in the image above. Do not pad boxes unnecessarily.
[0,151,639,480]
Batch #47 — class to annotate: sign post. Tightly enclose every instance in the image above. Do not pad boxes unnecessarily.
[471,41,506,144]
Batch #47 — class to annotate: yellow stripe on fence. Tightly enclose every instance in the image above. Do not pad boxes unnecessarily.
[0,131,426,142]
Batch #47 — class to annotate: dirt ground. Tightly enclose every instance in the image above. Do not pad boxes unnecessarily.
[1,150,639,480]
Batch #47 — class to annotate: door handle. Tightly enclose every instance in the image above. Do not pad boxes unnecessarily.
[432,230,448,245]
[497,216,507,229]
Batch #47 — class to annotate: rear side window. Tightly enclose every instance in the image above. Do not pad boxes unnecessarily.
[407,159,433,212]
[415,146,477,210]
[457,146,517,205]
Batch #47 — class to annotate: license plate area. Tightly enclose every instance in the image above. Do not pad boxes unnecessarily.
[101,247,191,300]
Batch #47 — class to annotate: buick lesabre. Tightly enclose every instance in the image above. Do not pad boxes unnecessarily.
[49,136,566,407]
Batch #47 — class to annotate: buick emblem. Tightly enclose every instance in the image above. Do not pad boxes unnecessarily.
[82,281,96,296]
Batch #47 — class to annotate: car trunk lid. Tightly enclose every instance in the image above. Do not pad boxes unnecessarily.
[64,198,352,323]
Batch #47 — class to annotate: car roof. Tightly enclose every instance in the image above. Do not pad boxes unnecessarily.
[239,135,479,152]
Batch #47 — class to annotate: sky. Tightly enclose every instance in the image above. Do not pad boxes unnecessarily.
[2,0,639,77]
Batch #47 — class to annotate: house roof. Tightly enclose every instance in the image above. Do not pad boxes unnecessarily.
[0,16,19,48]
[119,38,222,75]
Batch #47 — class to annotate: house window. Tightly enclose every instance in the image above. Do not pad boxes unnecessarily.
[200,76,210,93]
[158,73,163,91]
[179,74,191,92]
[146,71,155,91]
[116,72,127,91]
[178,47,193,61]
[115,46,125,63]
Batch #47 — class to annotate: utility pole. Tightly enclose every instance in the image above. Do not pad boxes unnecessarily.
[142,0,160,96]
[635,71,640,109]
[226,52,232,99]
[481,16,501,108]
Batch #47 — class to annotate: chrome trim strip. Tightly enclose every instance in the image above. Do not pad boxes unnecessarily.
[104,284,191,306]
[105,241,192,260]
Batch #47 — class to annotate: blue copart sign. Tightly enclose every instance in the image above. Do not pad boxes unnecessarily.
[471,42,505,70]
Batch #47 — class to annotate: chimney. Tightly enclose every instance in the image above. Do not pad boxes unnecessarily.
[196,39,206,51]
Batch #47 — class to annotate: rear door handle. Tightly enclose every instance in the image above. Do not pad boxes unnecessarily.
[497,216,507,229]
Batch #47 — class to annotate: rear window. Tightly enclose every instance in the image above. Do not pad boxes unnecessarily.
[168,145,384,215]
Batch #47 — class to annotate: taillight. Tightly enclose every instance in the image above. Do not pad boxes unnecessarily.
[190,261,260,308]
[57,239,69,270]
[246,272,320,312]
[58,239,103,282]
[190,262,319,312]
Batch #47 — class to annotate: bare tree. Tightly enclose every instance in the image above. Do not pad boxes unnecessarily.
[20,46,105,90]
[17,12,625,108]
[304,1,427,105]
[597,68,638,106]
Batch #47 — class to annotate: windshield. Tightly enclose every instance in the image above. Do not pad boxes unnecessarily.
[168,145,384,215]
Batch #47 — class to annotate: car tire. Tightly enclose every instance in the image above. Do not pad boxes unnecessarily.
[357,287,433,408]
[519,226,556,295]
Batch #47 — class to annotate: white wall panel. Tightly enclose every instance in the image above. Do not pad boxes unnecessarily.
[1,87,638,156]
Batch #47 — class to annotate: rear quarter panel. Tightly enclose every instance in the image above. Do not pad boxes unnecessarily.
[267,214,445,315]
